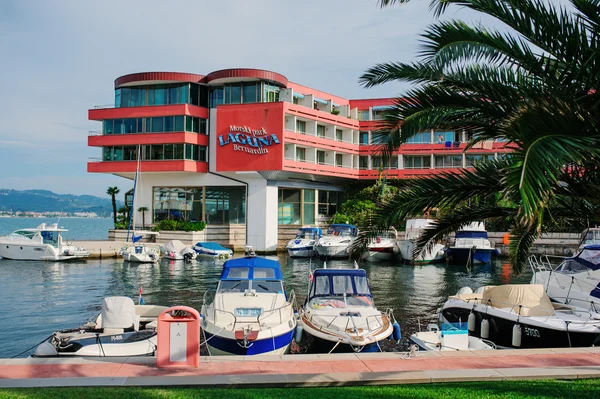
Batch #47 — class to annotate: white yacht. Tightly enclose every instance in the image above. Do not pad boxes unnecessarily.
[530,245,600,312]
[397,219,445,264]
[298,267,399,353]
[34,296,168,357]
[314,224,358,259]
[121,239,159,263]
[0,223,89,261]
[446,222,497,265]
[160,240,196,261]
[285,227,322,258]
[363,228,400,262]
[441,284,600,348]
[200,251,296,355]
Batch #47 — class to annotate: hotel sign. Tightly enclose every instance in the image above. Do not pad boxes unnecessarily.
[218,125,280,155]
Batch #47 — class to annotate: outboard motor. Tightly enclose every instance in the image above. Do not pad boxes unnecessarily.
[183,252,194,263]
[244,245,256,257]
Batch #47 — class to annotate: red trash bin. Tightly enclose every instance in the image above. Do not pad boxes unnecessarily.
[156,306,200,368]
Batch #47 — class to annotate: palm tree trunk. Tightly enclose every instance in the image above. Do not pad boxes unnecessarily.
[111,196,117,226]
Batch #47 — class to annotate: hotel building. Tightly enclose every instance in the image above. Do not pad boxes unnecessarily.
[88,69,508,251]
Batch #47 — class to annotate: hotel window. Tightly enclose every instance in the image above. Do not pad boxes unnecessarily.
[303,189,315,225]
[205,186,246,224]
[371,132,389,144]
[278,189,301,225]
[357,110,370,121]
[242,82,259,103]
[185,116,207,134]
[372,110,385,120]
[318,191,343,218]
[359,131,369,145]
[317,150,325,165]
[359,156,369,169]
[404,155,431,169]
[293,96,299,105]
[189,84,209,107]
[296,147,306,161]
[317,125,326,138]
[296,120,306,133]
[209,87,224,108]
[434,155,463,168]
[390,156,398,169]
[466,154,494,167]
[335,154,343,167]
[224,84,242,104]
[407,132,432,144]
[263,83,280,103]
[372,156,383,169]
[336,129,343,141]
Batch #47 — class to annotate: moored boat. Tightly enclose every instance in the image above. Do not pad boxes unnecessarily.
[446,222,497,265]
[285,227,322,258]
[397,219,445,264]
[0,223,89,261]
[121,242,159,263]
[34,296,167,357]
[410,322,496,351]
[200,250,296,355]
[161,240,196,261]
[314,224,358,259]
[441,284,600,349]
[363,228,400,262]
[193,242,233,259]
[298,267,398,353]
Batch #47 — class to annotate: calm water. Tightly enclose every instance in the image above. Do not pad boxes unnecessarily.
[0,217,113,241]
[0,255,531,358]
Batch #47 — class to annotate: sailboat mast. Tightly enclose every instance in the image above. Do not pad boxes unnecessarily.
[126,145,141,243]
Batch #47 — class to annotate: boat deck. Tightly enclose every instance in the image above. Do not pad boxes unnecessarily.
[2,347,600,387]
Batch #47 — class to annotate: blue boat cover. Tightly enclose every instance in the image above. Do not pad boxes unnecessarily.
[313,268,367,278]
[195,242,229,251]
[328,224,358,236]
[455,231,489,239]
[310,268,373,299]
[220,257,283,281]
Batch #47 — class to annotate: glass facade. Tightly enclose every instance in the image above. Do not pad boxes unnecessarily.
[103,116,206,134]
[434,155,463,168]
[466,154,494,167]
[404,155,431,169]
[318,190,343,218]
[209,82,280,107]
[278,188,319,225]
[102,144,206,161]
[357,110,370,121]
[359,131,369,145]
[407,132,432,144]
[115,83,209,108]
[153,186,245,224]
[296,120,306,133]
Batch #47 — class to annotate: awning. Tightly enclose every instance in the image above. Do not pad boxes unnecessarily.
[293,92,305,99]
[314,97,328,105]
[372,105,393,111]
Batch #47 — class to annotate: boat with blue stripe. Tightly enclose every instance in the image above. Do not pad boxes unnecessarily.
[446,222,497,265]
[200,248,296,356]
[285,227,322,258]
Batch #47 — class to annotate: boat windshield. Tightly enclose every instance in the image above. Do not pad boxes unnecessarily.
[555,259,592,274]
[216,280,282,294]
[217,280,250,293]
[309,274,373,307]
[10,230,36,239]
[295,229,319,240]
[327,226,355,237]
[581,230,600,246]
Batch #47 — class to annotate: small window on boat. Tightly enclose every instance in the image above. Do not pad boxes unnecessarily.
[217,280,249,293]
[556,260,592,274]
[253,268,275,279]
[253,280,282,293]
[354,276,370,295]
[332,275,354,295]
[226,267,249,279]
[314,276,330,295]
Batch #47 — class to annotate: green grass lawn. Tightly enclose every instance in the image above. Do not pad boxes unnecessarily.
[1,379,599,399]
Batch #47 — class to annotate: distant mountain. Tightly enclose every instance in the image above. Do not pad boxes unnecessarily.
[0,189,124,217]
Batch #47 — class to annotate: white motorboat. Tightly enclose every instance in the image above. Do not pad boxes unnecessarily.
[410,323,496,351]
[578,228,600,251]
[530,245,600,312]
[314,224,358,259]
[441,284,600,348]
[0,223,89,261]
[363,228,400,262]
[298,267,399,353]
[200,250,296,355]
[161,240,196,261]
[193,242,233,259]
[34,296,168,357]
[397,219,445,264]
[285,227,322,258]
[121,242,159,263]
[446,222,497,265]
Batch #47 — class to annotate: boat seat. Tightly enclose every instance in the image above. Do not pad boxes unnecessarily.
[136,305,169,321]
[95,314,141,331]
[103,328,125,335]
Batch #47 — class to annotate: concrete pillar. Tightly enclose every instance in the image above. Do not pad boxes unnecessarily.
[246,178,278,253]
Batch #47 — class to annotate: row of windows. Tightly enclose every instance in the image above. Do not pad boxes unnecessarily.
[102,144,206,162]
[209,82,281,108]
[278,189,343,225]
[103,116,207,135]
[115,84,209,108]
[153,186,245,224]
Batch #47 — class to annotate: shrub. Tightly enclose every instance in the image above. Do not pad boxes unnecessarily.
[152,220,207,232]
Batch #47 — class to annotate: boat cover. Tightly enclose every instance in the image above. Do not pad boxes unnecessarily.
[482,284,555,317]
[101,297,137,329]
[195,242,230,251]
[220,257,283,280]
[161,240,187,254]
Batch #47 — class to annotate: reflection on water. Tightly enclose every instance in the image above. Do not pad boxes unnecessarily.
[0,255,531,357]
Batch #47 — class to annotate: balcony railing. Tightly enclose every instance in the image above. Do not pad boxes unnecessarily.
[93,104,116,109]
[88,157,102,162]
[88,130,102,136]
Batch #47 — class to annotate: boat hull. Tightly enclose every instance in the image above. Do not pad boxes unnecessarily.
[0,243,88,261]
[397,240,445,264]
[363,247,397,262]
[446,248,494,265]
[441,306,600,348]
[315,244,351,259]
[286,246,315,258]
[34,331,157,357]
[305,334,382,353]
[203,330,294,356]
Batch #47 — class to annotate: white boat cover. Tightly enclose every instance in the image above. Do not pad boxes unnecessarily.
[101,297,137,329]
[482,284,555,317]
[161,240,187,254]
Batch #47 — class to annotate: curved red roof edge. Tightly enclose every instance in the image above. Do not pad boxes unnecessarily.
[204,68,288,86]
[115,72,206,88]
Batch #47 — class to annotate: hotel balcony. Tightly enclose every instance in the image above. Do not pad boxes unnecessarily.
[87,158,207,175]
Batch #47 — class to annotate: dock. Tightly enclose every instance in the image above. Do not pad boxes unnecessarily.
[1,348,600,388]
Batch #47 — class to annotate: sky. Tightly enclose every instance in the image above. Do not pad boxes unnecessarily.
[0,0,495,199]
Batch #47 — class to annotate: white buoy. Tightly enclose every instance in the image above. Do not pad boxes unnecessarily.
[468,312,477,332]
[457,287,473,296]
[512,324,522,347]
[295,325,303,343]
[481,319,490,339]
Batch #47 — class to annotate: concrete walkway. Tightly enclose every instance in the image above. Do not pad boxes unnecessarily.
[1,348,600,388]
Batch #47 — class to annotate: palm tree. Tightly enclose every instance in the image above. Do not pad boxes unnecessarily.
[360,0,600,273]
[138,206,149,230]
[106,186,120,227]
